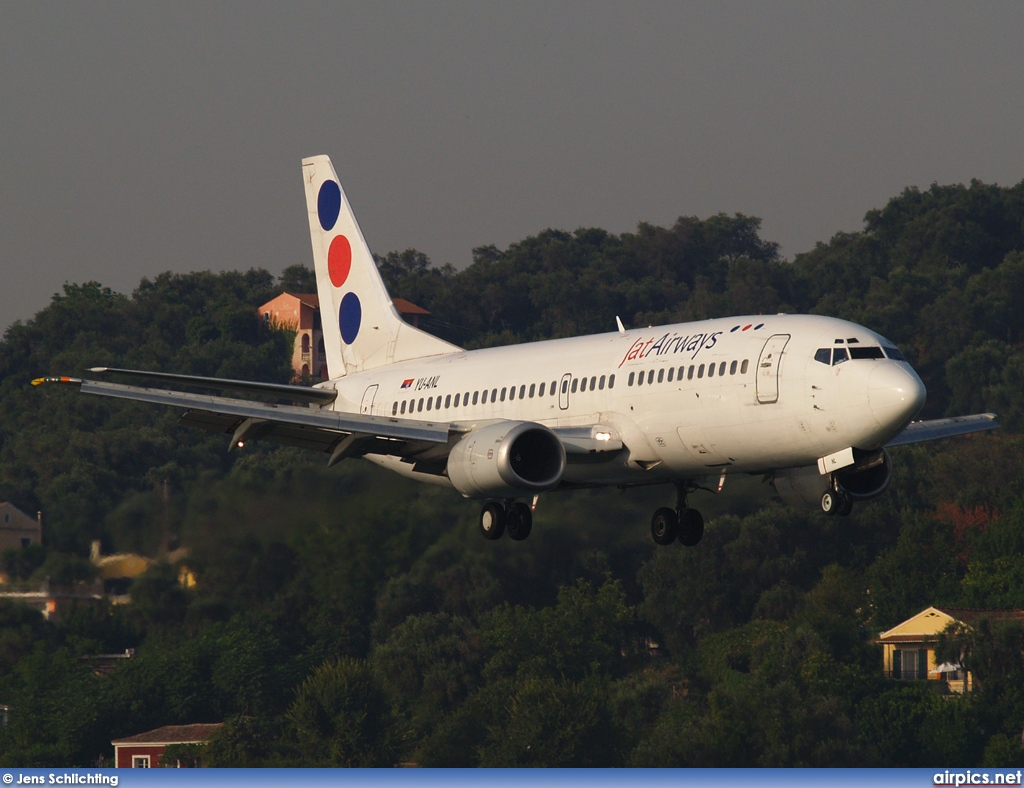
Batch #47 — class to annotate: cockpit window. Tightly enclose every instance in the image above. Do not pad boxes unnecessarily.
[849,346,885,360]
[883,346,905,361]
[832,348,849,365]
[814,348,830,365]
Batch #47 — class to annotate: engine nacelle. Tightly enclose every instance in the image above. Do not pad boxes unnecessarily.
[447,421,566,499]
[773,449,892,508]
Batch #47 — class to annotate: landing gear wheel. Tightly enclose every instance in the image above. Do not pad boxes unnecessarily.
[837,492,853,517]
[678,508,705,546]
[820,490,838,516]
[506,502,533,541]
[480,502,506,540]
[651,507,679,545]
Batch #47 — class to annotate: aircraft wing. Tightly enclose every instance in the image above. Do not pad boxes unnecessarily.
[885,413,999,447]
[32,376,452,465]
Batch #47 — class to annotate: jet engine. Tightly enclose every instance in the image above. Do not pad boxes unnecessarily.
[773,449,892,508]
[447,421,566,499]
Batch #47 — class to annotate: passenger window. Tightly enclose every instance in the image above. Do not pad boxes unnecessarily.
[833,348,849,365]
[454,393,460,407]
[539,382,546,397]
[580,377,587,392]
[708,363,715,378]
[657,369,664,383]
[445,394,451,408]
[814,348,830,365]
[473,391,479,405]
[628,371,635,386]
[392,402,398,415]
[608,374,615,388]
[426,397,432,411]
[741,359,749,374]
[418,398,424,412]
[697,364,704,379]
[482,390,488,404]
[599,375,606,390]
[401,400,407,414]
[500,387,507,402]
[667,368,674,382]
[719,362,726,376]
[561,379,569,394]
[637,371,644,386]
[492,388,498,401]
[647,370,655,384]
[730,360,737,374]
[589,376,596,390]
[571,378,578,393]
[509,386,515,400]
[529,383,536,398]
[520,385,526,399]
[436,396,442,409]
[551,381,557,395]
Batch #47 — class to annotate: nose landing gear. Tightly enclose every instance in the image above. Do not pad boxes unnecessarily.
[821,489,854,516]
[821,481,854,517]
[650,483,705,547]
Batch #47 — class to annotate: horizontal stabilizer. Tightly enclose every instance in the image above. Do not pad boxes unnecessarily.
[85,367,338,404]
[33,377,451,449]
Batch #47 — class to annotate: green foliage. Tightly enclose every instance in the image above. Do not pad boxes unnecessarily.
[0,175,1021,766]
[286,657,405,767]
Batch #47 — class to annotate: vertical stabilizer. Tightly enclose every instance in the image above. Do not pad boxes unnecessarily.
[301,155,461,376]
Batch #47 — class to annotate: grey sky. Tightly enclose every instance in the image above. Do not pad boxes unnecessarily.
[2,2,1023,332]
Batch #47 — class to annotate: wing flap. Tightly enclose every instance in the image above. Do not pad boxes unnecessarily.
[886,413,999,447]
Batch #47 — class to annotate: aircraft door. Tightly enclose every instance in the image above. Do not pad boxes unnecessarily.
[559,373,572,410]
[360,384,379,415]
[756,334,790,404]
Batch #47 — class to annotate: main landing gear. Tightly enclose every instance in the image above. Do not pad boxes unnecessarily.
[651,483,705,547]
[479,500,533,541]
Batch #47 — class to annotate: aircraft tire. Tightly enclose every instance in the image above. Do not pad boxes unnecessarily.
[480,502,506,540]
[506,502,533,541]
[838,492,854,517]
[678,508,705,546]
[651,507,679,545]
[820,490,837,516]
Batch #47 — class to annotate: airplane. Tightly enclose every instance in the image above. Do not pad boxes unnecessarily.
[33,155,999,546]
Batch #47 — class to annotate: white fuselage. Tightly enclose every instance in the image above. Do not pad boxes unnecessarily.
[320,314,926,491]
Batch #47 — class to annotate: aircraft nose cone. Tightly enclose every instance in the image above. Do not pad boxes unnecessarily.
[869,362,926,429]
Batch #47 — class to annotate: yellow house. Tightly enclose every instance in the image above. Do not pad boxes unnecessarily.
[0,503,42,551]
[876,606,1024,694]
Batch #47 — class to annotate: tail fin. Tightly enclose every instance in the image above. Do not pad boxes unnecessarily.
[301,155,462,376]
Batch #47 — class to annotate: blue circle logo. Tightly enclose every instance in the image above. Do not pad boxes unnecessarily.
[317,181,342,231]
[339,292,362,344]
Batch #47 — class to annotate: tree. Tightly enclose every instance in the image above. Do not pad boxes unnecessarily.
[287,658,405,766]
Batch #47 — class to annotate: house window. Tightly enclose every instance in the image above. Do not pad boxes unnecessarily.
[133,756,151,768]
[894,648,929,680]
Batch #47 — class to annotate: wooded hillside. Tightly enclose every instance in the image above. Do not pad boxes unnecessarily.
[1,178,1022,766]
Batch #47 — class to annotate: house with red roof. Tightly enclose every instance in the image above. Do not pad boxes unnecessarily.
[111,723,223,767]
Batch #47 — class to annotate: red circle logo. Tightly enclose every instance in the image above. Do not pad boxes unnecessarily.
[328,235,352,287]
